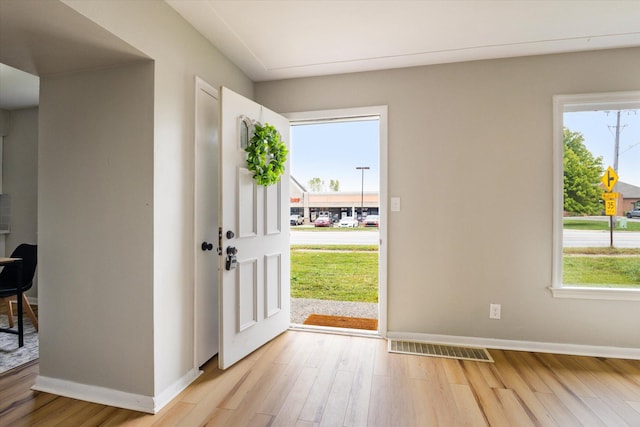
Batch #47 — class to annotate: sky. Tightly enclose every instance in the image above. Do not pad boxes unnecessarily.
[290,120,380,192]
[564,109,640,187]
[290,109,640,193]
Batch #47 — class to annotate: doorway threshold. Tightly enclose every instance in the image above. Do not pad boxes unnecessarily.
[289,323,382,339]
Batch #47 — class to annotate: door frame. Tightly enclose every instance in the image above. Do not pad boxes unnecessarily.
[193,76,220,368]
[285,105,388,337]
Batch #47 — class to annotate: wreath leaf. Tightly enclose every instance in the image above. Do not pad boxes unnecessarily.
[245,122,288,186]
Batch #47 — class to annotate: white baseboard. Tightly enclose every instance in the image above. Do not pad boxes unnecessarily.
[154,368,202,412]
[387,331,640,360]
[32,368,202,414]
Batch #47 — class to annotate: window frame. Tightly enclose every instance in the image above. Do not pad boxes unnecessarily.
[551,91,640,301]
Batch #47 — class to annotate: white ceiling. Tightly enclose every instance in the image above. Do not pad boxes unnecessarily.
[2,1,639,110]
[167,0,640,81]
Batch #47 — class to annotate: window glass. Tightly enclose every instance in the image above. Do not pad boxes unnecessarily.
[553,93,640,293]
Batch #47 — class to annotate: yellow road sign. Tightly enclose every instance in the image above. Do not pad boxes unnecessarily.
[605,199,617,216]
[601,192,619,200]
[601,166,618,192]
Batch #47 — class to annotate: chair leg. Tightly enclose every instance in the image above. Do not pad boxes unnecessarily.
[2,297,15,328]
[5,296,38,331]
[21,294,38,332]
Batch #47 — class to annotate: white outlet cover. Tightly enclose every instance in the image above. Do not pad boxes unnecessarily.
[391,197,401,212]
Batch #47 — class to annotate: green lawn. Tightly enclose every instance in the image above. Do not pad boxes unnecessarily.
[290,247,378,302]
[563,219,640,231]
[563,256,640,287]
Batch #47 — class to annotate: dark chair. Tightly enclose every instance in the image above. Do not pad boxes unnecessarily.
[0,244,38,331]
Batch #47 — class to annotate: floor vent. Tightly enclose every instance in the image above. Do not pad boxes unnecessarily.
[388,340,494,362]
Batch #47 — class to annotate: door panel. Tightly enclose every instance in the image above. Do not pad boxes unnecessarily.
[219,87,290,369]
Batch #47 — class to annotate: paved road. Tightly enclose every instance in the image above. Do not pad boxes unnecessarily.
[291,230,379,245]
[291,228,640,248]
[563,230,640,248]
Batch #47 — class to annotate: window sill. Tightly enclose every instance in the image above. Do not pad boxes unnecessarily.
[549,286,640,301]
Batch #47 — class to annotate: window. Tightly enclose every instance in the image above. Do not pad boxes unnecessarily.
[551,91,640,300]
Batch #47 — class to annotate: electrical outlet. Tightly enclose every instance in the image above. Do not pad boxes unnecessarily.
[489,304,501,319]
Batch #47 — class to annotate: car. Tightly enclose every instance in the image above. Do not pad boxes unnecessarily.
[627,210,640,218]
[290,214,303,225]
[338,217,358,228]
[314,216,332,227]
[362,214,380,227]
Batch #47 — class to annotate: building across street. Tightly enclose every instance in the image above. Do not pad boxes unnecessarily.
[290,176,379,224]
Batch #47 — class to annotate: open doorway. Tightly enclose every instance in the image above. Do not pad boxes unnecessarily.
[286,106,388,335]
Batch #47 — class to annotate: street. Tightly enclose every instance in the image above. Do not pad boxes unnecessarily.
[563,229,640,248]
[291,230,379,245]
[291,228,640,248]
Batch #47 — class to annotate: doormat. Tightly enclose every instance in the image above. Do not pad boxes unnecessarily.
[303,314,378,331]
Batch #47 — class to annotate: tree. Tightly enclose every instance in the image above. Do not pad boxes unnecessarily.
[308,177,324,192]
[563,128,604,215]
[308,177,340,192]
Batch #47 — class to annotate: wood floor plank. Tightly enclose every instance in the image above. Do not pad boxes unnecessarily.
[460,360,510,427]
[449,383,489,427]
[489,350,558,426]
[298,334,345,422]
[318,369,354,427]
[408,378,441,426]
[494,388,536,427]
[342,336,376,427]
[526,354,606,426]
[2,331,640,427]
[573,356,640,401]
[628,400,640,415]
[271,366,318,426]
[534,353,598,398]
[580,396,632,427]
[442,358,469,386]
[536,391,583,426]
[503,352,552,394]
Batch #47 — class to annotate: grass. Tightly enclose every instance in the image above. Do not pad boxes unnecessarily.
[290,245,378,302]
[564,247,640,255]
[292,244,378,252]
[563,256,640,287]
[563,219,640,231]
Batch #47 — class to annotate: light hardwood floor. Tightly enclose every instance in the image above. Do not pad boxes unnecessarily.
[1,330,640,426]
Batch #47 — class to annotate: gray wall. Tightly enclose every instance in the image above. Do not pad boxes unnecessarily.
[45,0,254,399]
[256,47,640,349]
[39,62,155,394]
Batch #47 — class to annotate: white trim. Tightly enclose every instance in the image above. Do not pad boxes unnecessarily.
[193,76,219,369]
[285,106,389,338]
[154,368,203,413]
[387,331,640,361]
[549,286,640,301]
[290,323,382,339]
[551,90,640,299]
[32,368,201,414]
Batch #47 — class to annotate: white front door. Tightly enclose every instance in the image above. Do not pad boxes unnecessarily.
[194,78,219,367]
[218,87,290,369]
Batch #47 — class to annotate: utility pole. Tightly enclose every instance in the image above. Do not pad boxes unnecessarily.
[609,111,623,226]
[356,166,369,222]
[613,110,621,173]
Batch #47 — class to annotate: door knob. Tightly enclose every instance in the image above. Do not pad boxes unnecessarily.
[225,246,238,270]
[201,241,213,251]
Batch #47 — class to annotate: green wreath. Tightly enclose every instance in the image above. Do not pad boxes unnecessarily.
[245,122,288,186]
